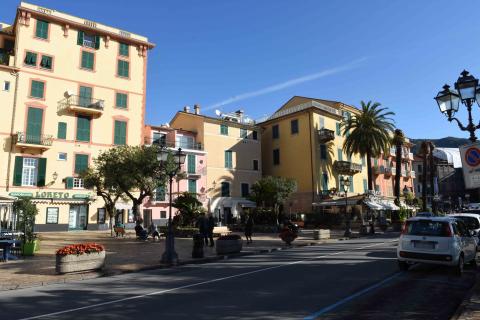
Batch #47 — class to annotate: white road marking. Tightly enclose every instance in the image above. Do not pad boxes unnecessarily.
[19,239,398,320]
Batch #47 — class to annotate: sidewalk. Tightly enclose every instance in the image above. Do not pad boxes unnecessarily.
[0,229,344,291]
[453,272,480,320]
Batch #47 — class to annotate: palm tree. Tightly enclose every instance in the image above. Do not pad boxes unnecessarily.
[392,129,405,205]
[342,101,395,191]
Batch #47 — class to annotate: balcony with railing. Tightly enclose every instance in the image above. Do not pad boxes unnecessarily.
[333,160,362,175]
[14,132,53,150]
[318,128,335,143]
[373,165,383,175]
[408,170,416,178]
[0,51,14,67]
[144,138,203,151]
[383,166,396,176]
[57,95,105,116]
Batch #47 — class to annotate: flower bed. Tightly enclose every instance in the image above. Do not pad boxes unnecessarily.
[56,243,106,274]
[216,234,243,255]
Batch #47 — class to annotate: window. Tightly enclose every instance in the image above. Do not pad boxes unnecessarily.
[418,164,423,172]
[128,209,134,223]
[417,184,421,193]
[58,152,67,161]
[188,179,197,194]
[160,211,167,219]
[241,183,249,197]
[35,20,49,39]
[77,31,100,49]
[119,43,129,57]
[46,207,59,224]
[3,81,10,91]
[363,179,368,192]
[22,157,38,187]
[253,159,259,171]
[187,154,196,173]
[98,208,106,224]
[57,122,67,139]
[73,177,84,189]
[240,128,248,138]
[155,186,166,201]
[114,120,127,145]
[26,107,43,143]
[117,59,129,78]
[220,124,228,135]
[291,119,299,134]
[40,55,52,70]
[349,176,354,192]
[81,51,94,70]
[272,124,279,139]
[337,148,343,161]
[319,117,325,129]
[320,145,327,160]
[252,131,257,140]
[152,132,166,146]
[115,92,128,109]
[177,135,195,149]
[336,122,341,136]
[221,182,230,197]
[225,150,233,168]
[74,154,89,174]
[30,80,45,99]
[273,149,280,165]
[24,52,37,66]
[322,173,329,192]
[76,115,91,142]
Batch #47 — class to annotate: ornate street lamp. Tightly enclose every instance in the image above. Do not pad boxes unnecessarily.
[157,147,186,265]
[435,70,480,142]
[340,176,351,237]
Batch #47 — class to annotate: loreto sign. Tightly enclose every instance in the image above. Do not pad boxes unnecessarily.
[460,143,480,189]
[8,191,90,199]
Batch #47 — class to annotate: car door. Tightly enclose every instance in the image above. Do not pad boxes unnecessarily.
[457,220,476,261]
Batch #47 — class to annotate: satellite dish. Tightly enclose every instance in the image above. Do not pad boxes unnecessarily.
[215,109,222,116]
[64,90,74,98]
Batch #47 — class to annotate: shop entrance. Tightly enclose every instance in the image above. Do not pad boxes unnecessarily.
[68,205,88,230]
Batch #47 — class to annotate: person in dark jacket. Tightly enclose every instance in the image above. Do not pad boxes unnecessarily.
[245,214,254,244]
[196,214,208,246]
[207,213,215,247]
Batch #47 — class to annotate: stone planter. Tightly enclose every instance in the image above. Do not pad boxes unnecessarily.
[56,251,106,274]
[216,239,243,255]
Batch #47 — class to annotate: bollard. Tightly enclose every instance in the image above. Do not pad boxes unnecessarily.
[313,230,320,240]
[192,233,204,258]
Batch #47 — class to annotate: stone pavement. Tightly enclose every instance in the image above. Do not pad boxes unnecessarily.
[453,272,480,320]
[0,229,344,291]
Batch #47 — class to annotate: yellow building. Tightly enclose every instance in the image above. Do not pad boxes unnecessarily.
[170,105,261,223]
[260,96,369,213]
[0,2,153,231]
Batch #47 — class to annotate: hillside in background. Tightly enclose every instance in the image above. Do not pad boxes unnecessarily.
[410,137,470,154]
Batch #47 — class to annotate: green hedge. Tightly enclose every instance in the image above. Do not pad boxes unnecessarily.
[158,226,199,238]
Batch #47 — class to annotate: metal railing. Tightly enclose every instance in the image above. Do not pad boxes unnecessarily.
[384,167,396,175]
[318,128,335,143]
[58,95,105,112]
[15,132,53,146]
[333,160,362,174]
[144,138,203,150]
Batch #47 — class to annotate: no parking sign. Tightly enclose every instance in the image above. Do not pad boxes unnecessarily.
[460,143,480,189]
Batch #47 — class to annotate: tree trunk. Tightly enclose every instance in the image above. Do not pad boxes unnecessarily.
[132,201,141,223]
[394,142,402,204]
[366,151,373,191]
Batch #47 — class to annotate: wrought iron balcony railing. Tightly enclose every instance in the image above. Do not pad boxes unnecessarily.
[58,95,105,113]
[0,52,12,66]
[333,160,362,175]
[144,138,203,151]
[318,128,335,143]
[15,132,53,146]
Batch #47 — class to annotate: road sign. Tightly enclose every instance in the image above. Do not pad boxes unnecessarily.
[460,142,480,189]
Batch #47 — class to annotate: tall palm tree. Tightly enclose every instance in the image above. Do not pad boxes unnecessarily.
[342,101,395,191]
[392,129,405,205]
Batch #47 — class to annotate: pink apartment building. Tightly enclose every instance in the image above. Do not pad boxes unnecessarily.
[372,143,416,199]
[141,125,207,226]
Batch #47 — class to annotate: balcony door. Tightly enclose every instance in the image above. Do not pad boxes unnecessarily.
[79,86,92,107]
[26,107,43,144]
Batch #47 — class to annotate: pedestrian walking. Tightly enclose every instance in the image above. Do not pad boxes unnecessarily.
[245,214,254,244]
[196,214,209,246]
[207,213,215,247]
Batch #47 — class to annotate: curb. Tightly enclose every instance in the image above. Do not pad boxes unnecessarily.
[0,238,336,291]
[451,270,480,320]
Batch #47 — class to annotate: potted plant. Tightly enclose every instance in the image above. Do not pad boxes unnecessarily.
[13,198,39,256]
[216,234,243,255]
[392,207,408,232]
[55,243,106,274]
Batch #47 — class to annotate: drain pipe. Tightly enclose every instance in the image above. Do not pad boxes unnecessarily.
[6,69,19,192]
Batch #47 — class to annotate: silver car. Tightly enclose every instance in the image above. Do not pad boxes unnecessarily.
[397,216,477,275]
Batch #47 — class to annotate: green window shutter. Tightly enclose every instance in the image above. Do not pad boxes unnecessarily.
[337,148,343,161]
[76,115,91,142]
[349,176,354,192]
[77,30,84,45]
[74,154,89,174]
[188,179,197,194]
[187,154,196,173]
[26,107,43,144]
[117,60,129,77]
[225,150,232,168]
[25,52,37,66]
[220,124,228,135]
[322,173,329,192]
[363,179,368,192]
[35,20,48,39]
[116,93,127,108]
[94,35,101,49]
[119,43,129,57]
[81,51,94,70]
[221,182,230,197]
[30,80,45,99]
[57,122,67,139]
[336,123,341,136]
[114,120,127,145]
[79,86,92,106]
[155,186,165,201]
[37,158,47,187]
[40,55,52,69]
[65,177,74,189]
[13,156,23,186]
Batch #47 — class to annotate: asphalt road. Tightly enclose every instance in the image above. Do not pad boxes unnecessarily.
[0,235,475,320]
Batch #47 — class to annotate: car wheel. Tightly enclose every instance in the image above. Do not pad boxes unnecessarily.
[398,260,409,271]
[455,254,464,276]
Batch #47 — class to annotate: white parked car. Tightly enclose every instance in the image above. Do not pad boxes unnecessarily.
[448,213,480,236]
[397,216,477,275]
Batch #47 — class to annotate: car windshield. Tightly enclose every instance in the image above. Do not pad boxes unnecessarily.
[453,216,480,230]
[405,220,450,237]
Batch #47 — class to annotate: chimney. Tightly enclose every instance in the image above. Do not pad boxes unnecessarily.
[194,104,200,115]
[183,105,190,113]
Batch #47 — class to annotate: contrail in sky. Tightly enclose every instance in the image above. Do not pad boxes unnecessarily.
[204,57,368,111]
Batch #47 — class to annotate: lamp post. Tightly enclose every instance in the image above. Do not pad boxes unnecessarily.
[435,70,480,142]
[157,147,186,265]
[340,176,351,237]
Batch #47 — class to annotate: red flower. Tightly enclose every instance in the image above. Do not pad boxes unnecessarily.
[56,243,105,256]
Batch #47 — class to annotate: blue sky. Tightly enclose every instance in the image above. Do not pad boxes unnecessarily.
[2,0,480,139]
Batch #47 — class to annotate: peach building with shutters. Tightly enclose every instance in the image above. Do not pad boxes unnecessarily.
[0,2,153,231]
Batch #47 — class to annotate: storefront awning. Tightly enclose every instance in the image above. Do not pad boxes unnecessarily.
[364,200,384,210]
[381,201,399,210]
[313,199,361,207]
[238,200,256,208]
